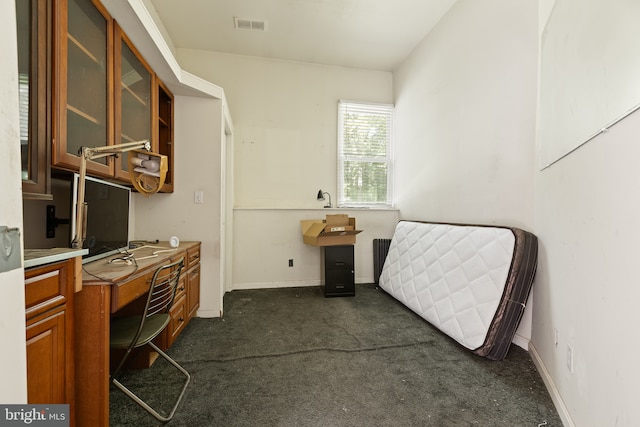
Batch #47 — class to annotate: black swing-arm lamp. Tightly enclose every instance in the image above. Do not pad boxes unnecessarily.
[317,190,332,208]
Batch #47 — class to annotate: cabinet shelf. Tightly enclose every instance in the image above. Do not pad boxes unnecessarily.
[67,104,100,125]
[121,81,147,107]
[68,33,99,64]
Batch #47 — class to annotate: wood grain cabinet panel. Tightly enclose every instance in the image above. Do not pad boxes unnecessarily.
[25,257,78,427]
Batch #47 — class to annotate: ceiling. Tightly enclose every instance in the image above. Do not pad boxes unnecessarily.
[146,0,457,71]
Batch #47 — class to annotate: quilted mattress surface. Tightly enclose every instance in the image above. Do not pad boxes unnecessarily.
[379,221,537,359]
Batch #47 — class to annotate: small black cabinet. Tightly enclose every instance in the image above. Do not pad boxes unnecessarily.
[322,245,355,297]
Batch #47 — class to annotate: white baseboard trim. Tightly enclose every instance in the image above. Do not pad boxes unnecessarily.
[231,279,377,291]
[512,333,529,350]
[195,309,220,318]
[231,280,320,291]
[529,343,574,427]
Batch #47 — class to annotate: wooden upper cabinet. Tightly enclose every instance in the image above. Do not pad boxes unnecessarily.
[53,0,113,176]
[28,0,176,190]
[114,23,154,182]
[17,0,52,199]
[156,80,174,192]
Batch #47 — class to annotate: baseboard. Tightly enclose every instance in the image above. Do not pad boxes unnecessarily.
[529,343,575,427]
[512,333,529,350]
[231,279,376,291]
[231,280,320,291]
[195,309,220,318]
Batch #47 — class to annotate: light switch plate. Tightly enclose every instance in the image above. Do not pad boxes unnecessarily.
[194,190,204,204]
[0,226,21,273]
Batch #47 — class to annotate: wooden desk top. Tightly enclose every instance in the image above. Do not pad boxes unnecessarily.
[82,241,199,284]
[81,241,200,312]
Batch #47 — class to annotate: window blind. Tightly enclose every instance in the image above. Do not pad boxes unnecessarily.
[19,73,29,145]
[337,100,394,207]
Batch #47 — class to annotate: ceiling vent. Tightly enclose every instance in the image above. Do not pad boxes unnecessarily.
[234,17,267,31]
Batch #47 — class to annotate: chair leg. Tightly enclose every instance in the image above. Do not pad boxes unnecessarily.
[111,343,191,422]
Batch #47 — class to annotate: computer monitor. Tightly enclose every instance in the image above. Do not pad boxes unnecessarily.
[70,173,131,263]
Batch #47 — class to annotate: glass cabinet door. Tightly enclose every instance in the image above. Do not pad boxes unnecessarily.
[114,25,153,181]
[54,0,112,176]
[17,0,51,199]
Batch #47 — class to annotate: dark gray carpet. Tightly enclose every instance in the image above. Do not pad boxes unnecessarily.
[110,284,562,426]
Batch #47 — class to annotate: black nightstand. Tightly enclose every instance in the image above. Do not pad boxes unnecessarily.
[322,245,355,297]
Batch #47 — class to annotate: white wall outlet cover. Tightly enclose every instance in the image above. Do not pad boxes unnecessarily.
[169,236,180,248]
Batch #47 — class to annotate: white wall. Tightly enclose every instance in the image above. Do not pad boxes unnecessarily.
[393,0,537,228]
[233,208,398,289]
[177,50,399,289]
[177,50,394,208]
[392,1,538,348]
[530,1,640,426]
[0,1,28,403]
[134,95,224,317]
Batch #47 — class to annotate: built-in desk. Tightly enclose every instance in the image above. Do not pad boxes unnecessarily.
[74,241,201,427]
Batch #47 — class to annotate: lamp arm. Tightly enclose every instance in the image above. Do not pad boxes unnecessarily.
[324,192,332,208]
[71,140,151,249]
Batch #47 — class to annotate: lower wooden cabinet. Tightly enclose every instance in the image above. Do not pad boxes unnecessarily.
[186,251,200,319]
[25,257,78,426]
[164,243,200,348]
[26,310,66,403]
[166,293,187,348]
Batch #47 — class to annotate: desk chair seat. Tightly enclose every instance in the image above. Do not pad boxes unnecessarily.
[110,258,190,422]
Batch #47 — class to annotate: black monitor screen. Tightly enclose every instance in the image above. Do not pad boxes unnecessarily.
[71,174,131,263]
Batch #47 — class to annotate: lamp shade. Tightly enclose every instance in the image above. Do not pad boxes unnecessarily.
[317,190,325,201]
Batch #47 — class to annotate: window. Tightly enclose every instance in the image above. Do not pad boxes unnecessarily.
[337,100,394,207]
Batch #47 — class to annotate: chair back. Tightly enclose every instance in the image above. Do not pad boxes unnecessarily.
[145,257,185,318]
[109,258,190,422]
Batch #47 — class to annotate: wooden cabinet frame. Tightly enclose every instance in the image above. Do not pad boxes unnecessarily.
[23,0,176,192]
[20,0,53,199]
[53,0,114,177]
[113,22,156,182]
[155,79,174,192]
[25,257,77,426]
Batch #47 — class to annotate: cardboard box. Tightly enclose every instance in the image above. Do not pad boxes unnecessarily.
[325,214,350,226]
[324,224,354,233]
[301,215,362,246]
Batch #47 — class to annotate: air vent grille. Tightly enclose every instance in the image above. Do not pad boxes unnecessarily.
[234,17,267,31]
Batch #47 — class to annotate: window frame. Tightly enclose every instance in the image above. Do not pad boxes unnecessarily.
[337,100,394,208]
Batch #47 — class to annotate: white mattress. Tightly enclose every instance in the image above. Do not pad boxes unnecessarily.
[379,221,516,351]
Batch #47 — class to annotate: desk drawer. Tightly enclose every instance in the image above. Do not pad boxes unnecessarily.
[111,272,153,313]
[167,295,187,347]
[25,263,68,319]
[175,274,187,302]
[187,245,201,269]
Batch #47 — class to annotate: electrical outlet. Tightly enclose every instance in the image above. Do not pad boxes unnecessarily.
[567,344,574,373]
[288,259,294,267]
